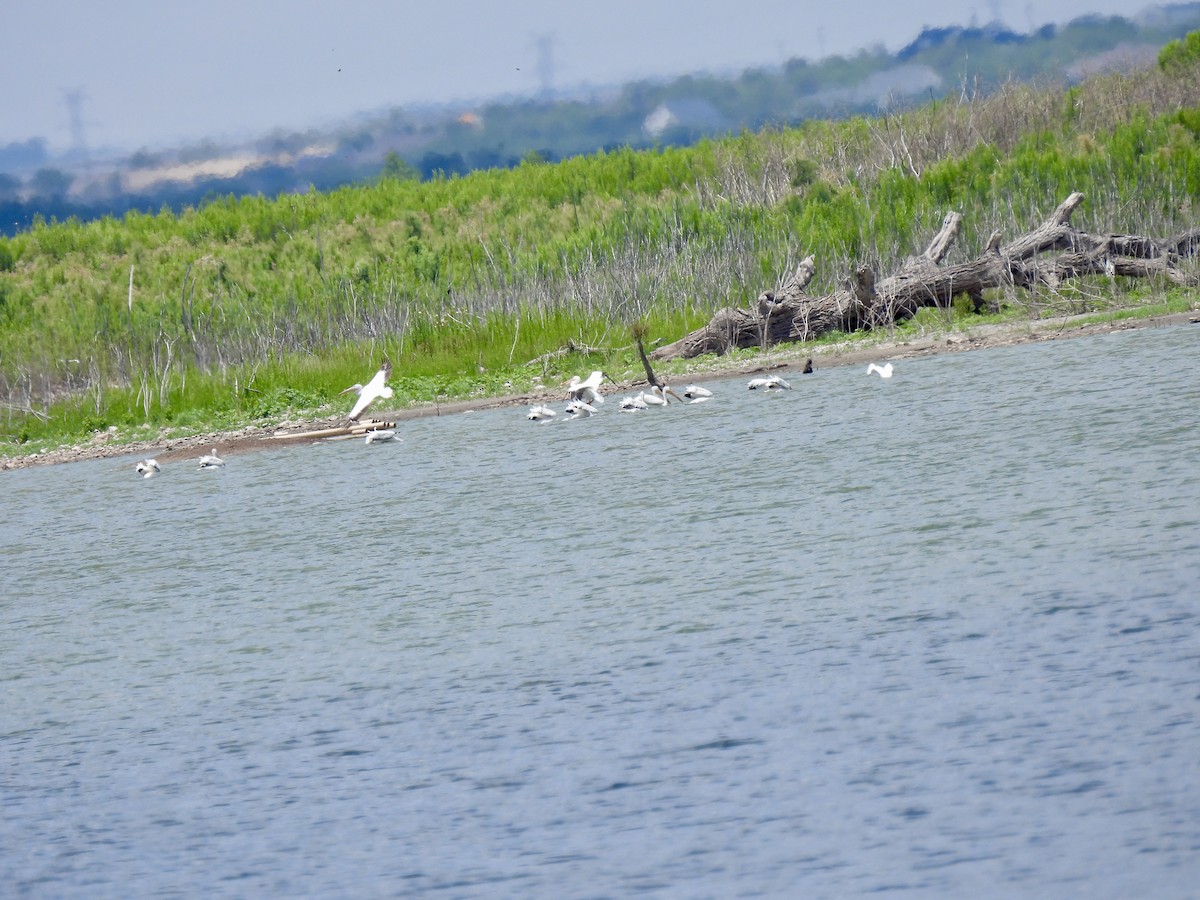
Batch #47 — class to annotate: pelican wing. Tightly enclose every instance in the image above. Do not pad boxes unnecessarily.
[567,371,608,403]
[348,360,393,421]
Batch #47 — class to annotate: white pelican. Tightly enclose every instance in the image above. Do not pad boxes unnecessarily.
[135,459,160,478]
[347,357,395,421]
[867,362,894,378]
[633,332,685,405]
[526,405,557,421]
[565,370,614,406]
[651,384,685,404]
[198,448,225,469]
[619,395,649,411]
[682,384,713,402]
[748,374,792,391]
[364,429,399,445]
[565,399,598,419]
[640,388,670,407]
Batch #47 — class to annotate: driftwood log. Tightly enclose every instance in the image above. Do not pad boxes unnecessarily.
[651,192,1200,361]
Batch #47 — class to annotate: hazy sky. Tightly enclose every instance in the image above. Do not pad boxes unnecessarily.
[3,0,1157,153]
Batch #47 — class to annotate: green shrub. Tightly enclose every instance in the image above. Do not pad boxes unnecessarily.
[1158,30,1200,72]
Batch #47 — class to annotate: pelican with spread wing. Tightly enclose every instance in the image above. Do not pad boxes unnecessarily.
[347,357,395,421]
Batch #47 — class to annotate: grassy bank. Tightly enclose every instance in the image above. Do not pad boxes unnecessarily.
[2,48,1198,459]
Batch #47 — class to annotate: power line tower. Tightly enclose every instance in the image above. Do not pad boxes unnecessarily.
[63,88,89,158]
[535,33,555,97]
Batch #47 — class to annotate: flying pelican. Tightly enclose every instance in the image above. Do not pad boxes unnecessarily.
[364,429,399,445]
[565,399,598,419]
[634,333,685,404]
[619,394,649,411]
[526,405,557,421]
[682,384,713,402]
[198,448,225,469]
[867,362,894,378]
[748,374,792,391]
[135,459,160,478]
[347,357,395,421]
[565,370,614,405]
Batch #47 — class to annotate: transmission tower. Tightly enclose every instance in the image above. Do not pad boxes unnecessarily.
[63,88,89,158]
[535,34,555,97]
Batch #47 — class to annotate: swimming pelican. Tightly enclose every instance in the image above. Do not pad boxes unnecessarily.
[565,370,614,405]
[682,384,713,402]
[867,362,894,378]
[565,400,598,419]
[526,405,557,421]
[135,458,160,478]
[364,429,399,445]
[198,448,225,469]
[347,357,395,421]
[641,387,670,407]
[747,374,792,391]
[633,331,685,404]
[619,395,649,411]
[654,384,685,403]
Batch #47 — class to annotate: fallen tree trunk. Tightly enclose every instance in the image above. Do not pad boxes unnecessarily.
[652,193,1198,361]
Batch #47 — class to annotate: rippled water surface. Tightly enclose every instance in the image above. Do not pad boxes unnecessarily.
[3,324,1199,897]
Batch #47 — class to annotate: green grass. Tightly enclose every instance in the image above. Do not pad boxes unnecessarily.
[2,49,1198,458]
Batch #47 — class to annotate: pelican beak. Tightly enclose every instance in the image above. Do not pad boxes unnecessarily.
[666,387,684,404]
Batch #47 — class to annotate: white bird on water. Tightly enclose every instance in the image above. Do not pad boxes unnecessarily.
[650,384,685,405]
[619,394,649,411]
[527,405,557,421]
[364,429,399,445]
[346,357,395,421]
[639,387,672,407]
[632,332,686,406]
[867,362,895,378]
[748,374,792,391]
[135,458,160,478]
[565,399,598,419]
[682,384,713,402]
[198,448,225,469]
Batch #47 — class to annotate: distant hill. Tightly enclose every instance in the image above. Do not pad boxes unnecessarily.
[1,3,1198,237]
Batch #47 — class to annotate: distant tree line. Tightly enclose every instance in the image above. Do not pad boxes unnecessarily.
[2,10,1198,237]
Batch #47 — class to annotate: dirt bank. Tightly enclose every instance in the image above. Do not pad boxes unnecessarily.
[4,310,1196,473]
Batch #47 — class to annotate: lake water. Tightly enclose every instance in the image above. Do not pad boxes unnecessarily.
[2,323,1199,897]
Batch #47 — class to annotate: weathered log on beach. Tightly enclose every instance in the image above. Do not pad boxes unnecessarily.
[651,193,1198,361]
[269,420,396,440]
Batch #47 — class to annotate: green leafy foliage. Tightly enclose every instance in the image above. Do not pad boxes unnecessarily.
[1158,29,1200,72]
[2,56,1199,454]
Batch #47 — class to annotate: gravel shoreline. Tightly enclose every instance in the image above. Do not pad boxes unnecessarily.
[4,310,1195,472]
